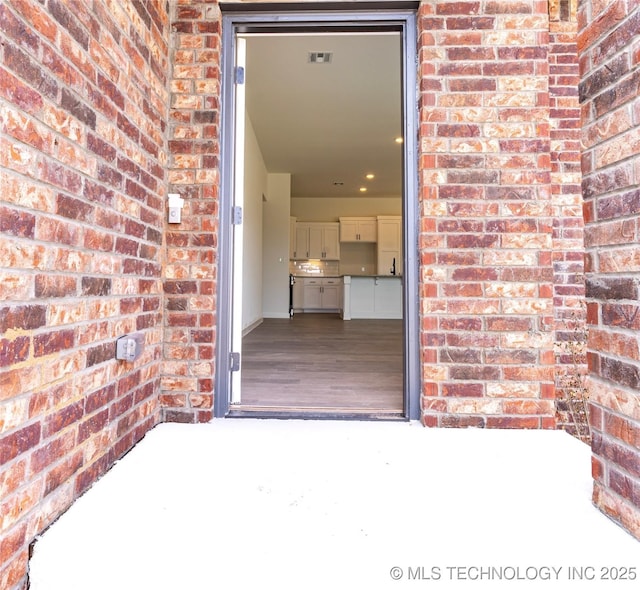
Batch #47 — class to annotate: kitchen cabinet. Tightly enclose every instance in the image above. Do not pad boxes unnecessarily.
[302,277,341,310]
[293,223,340,260]
[303,277,322,308]
[339,217,377,242]
[377,216,402,276]
[320,278,340,309]
[342,276,402,320]
[292,223,309,260]
[316,224,340,260]
[289,217,297,260]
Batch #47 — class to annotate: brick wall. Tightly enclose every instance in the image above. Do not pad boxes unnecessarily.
[164,1,588,432]
[0,1,169,587]
[2,0,621,583]
[418,0,558,428]
[578,0,640,540]
[549,16,587,440]
[162,2,221,424]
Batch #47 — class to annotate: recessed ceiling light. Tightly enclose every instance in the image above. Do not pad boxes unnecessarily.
[365,174,375,180]
[395,137,403,144]
[359,187,367,192]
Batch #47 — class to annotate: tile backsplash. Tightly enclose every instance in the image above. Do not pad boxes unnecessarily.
[289,260,340,276]
[289,259,379,276]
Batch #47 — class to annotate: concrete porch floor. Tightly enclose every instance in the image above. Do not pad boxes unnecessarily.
[30,420,639,589]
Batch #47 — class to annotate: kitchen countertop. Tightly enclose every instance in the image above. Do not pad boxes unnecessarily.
[292,274,402,279]
[346,274,402,278]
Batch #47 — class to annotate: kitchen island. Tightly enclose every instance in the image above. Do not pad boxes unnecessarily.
[341,275,402,320]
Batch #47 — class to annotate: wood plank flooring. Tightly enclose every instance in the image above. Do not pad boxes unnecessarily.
[238,313,404,415]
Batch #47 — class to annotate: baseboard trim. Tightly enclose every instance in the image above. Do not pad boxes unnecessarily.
[242,318,263,337]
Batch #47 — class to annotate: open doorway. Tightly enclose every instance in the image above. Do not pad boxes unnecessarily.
[215,5,420,420]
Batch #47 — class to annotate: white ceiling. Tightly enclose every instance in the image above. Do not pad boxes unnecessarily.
[244,33,403,199]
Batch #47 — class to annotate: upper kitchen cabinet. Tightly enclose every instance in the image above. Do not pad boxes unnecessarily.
[339,217,377,242]
[292,222,308,260]
[311,223,340,260]
[377,216,402,275]
[289,217,297,260]
[292,222,340,260]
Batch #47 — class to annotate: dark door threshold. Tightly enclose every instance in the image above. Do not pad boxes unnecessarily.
[227,407,407,421]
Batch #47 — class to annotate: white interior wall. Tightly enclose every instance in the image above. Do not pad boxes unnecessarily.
[290,197,401,221]
[263,174,292,318]
[242,114,267,331]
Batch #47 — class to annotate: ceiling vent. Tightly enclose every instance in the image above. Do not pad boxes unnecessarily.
[308,52,332,64]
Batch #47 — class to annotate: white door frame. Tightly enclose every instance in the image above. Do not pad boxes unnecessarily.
[230,36,246,404]
[215,2,421,419]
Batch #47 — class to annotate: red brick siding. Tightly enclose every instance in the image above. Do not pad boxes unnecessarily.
[164,1,588,431]
[163,2,221,424]
[0,1,168,586]
[549,18,588,439]
[6,0,637,584]
[578,0,640,539]
[418,0,557,429]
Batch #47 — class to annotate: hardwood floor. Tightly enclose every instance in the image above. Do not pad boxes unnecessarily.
[237,313,404,415]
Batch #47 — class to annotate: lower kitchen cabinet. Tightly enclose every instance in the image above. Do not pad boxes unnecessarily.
[320,279,340,309]
[342,276,402,320]
[303,278,322,308]
[301,277,341,311]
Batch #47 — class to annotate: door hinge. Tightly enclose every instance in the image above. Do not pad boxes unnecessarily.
[235,66,245,84]
[232,206,243,225]
[229,352,240,372]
